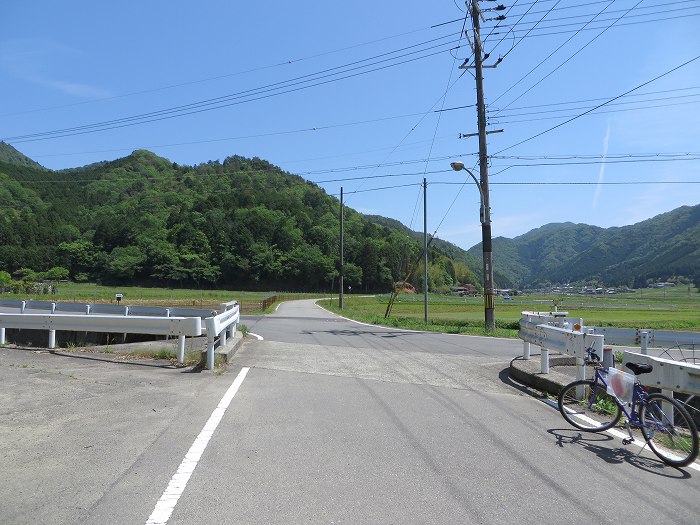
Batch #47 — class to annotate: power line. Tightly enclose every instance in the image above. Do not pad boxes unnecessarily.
[492,97,700,124]
[484,12,700,39]
[434,180,700,185]
[0,22,458,119]
[495,1,700,29]
[490,0,617,107]
[494,54,700,154]
[4,34,462,143]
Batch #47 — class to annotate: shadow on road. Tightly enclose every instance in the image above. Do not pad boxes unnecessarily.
[548,428,692,478]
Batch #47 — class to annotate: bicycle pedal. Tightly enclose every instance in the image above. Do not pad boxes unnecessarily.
[622,438,634,445]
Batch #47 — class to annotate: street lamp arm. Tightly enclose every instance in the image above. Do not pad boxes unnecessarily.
[450,161,489,225]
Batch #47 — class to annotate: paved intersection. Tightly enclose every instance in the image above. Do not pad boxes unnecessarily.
[1,300,698,524]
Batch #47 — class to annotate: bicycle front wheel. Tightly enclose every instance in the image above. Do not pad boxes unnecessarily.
[558,379,622,432]
[640,394,699,467]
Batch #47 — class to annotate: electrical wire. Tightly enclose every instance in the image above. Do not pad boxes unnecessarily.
[4,35,463,143]
[490,0,616,107]
[494,54,700,155]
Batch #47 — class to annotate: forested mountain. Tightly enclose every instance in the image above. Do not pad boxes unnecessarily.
[0,149,475,292]
[1,146,697,291]
[468,206,700,288]
[0,142,45,170]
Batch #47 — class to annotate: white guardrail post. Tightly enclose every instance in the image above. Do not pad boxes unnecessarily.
[519,312,603,376]
[204,302,240,370]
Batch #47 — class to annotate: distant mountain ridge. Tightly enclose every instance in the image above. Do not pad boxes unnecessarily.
[1,143,697,290]
[0,142,45,170]
[467,206,700,288]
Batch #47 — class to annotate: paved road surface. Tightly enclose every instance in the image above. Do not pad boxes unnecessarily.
[1,299,698,524]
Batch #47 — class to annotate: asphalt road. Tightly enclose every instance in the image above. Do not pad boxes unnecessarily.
[1,299,698,524]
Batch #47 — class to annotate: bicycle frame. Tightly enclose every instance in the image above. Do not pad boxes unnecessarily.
[590,365,666,433]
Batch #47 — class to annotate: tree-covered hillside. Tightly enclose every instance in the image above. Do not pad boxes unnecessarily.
[469,207,700,288]
[0,150,475,293]
[0,142,45,170]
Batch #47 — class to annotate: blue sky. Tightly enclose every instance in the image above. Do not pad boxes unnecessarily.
[1,1,698,251]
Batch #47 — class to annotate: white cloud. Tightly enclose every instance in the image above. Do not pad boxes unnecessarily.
[0,37,112,99]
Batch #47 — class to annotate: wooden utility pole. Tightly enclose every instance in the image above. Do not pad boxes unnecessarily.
[471,0,496,330]
[423,178,428,325]
[339,186,344,310]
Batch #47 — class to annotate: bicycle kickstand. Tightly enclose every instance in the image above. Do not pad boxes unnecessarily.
[622,421,635,446]
[622,420,649,457]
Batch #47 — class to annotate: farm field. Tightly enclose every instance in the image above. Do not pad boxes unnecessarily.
[4,283,323,313]
[5,283,698,336]
[321,286,700,337]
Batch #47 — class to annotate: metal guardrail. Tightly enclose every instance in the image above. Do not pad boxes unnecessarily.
[622,351,700,396]
[587,327,700,349]
[0,299,213,319]
[520,311,603,380]
[204,301,240,370]
[520,311,700,397]
[0,299,239,370]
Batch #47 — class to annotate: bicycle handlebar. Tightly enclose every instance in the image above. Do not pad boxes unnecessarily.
[585,347,601,363]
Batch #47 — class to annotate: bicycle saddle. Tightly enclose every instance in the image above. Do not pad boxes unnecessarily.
[625,362,653,375]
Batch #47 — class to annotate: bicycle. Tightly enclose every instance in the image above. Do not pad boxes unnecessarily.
[557,348,699,467]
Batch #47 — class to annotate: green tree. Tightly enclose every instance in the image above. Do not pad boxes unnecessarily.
[105,246,145,282]
[41,266,69,281]
[58,240,100,279]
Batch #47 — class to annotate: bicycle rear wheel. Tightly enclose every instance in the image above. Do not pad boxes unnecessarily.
[558,379,622,432]
[640,394,699,467]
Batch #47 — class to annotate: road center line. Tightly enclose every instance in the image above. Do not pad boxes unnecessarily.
[145,367,250,525]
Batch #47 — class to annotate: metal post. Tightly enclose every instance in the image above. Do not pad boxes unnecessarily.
[339,186,344,310]
[207,338,215,370]
[49,330,56,349]
[177,335,186,364]
[0,327,5,345]
[523,341,531,360]
[540,347,550,374]
[602,347,614,369]
[641,331,649,355]
[205,317,216,370]
[471,0,495,331]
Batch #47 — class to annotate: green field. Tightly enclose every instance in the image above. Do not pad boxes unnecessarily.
[8,283,699,335]
[321,286,700,337]
[8,282,323,312]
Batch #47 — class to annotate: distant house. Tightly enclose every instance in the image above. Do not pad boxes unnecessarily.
[452,284,479,296]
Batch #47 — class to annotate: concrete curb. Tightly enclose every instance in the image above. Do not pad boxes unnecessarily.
[509,354,577,396]
[213,331,245,364]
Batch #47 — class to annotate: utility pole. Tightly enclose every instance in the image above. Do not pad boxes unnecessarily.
[423,178,428,325]
[471,0,496,330]
[339,186,344,310]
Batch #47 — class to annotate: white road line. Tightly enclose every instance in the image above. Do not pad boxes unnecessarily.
[542,398,700,471]
[145,367,250,525]
[249,332,264,340]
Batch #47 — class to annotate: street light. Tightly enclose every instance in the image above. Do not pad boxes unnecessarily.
[451,160,496,330]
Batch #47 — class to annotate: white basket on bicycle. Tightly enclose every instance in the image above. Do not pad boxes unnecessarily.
[606,367,635,404]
